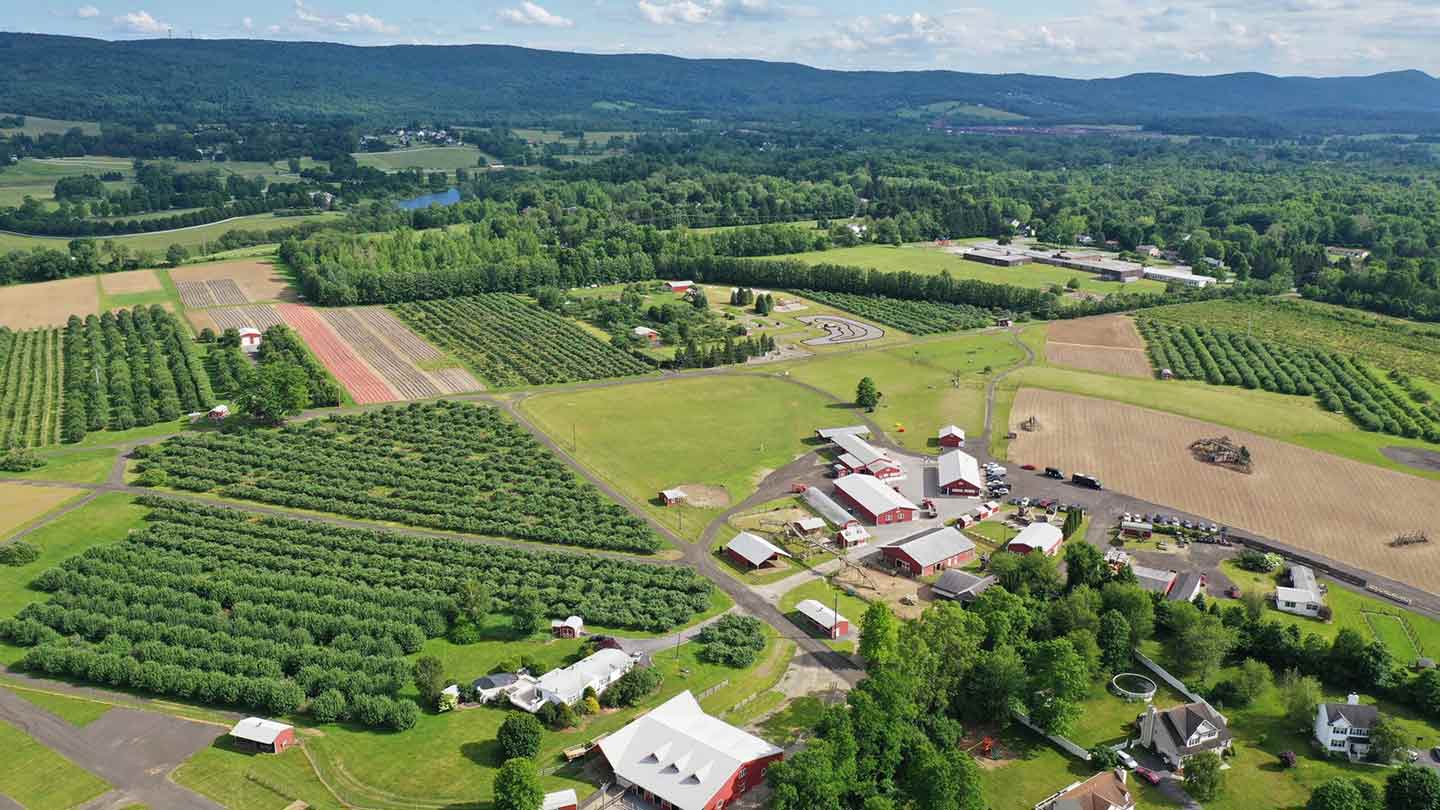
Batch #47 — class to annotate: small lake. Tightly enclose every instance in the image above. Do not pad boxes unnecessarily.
[395,187,461,210]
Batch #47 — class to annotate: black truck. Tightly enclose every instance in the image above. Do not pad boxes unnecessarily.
[1071,473,1103,490]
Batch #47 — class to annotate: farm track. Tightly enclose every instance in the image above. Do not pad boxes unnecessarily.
[277,304,397,405]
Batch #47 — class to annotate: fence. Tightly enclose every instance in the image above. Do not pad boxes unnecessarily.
[1235,535,1366,587]
[1010,709,1091,761]
[696,679,730,700]
[1131,648,1221,718]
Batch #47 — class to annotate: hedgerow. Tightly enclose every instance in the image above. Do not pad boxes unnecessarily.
[0,498,711,728]
[136,400,663,553]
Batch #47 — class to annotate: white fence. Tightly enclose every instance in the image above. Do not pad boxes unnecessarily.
[1011,709,1091,761]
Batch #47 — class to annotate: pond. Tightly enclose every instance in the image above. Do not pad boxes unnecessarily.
[395,187,461,210]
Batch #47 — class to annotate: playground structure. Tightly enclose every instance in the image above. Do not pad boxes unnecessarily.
[1111,672,1158,703]
[1189,436,1253,473]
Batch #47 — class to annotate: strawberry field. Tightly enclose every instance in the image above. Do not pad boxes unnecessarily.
[136,400,664,552]
[0,498,709,729]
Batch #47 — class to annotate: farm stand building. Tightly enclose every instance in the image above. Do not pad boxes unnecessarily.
[882,526,976,577]
[938,424,966,447]
[833,474,918,525]
[597,691,783,810]
[1007,522,1064,556]
[723,531,793,570]
[937,449,983,496]
[796,599,849,638]
[815,425,871,441]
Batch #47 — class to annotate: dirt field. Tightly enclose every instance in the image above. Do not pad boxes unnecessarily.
[0,277,98,329]
[317,308,481,398]
[98,269,162,295]
[169,260,295,303]
[1008,388,1440,593]
[1044,315,1152,378]
[673,484,731,508]
[833,564,927,619]
[0,483,82,537]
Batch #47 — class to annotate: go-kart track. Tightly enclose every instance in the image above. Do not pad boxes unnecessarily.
[797,315,885,345]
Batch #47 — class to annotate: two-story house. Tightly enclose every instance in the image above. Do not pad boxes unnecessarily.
[1314,694,1378,762]
[1137,702,1232,769]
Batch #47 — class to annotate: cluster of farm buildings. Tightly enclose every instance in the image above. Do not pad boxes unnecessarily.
[962,242,1217,288]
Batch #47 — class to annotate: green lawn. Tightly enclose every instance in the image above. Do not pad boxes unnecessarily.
[777,577,870,653]
[780,332,1025,454]
[759,244,1167,295]
[0,113,102,136]
[354,145,487,173]
[0,492,148,664]
[175,736,345,810]
[520,374,847,541]
[4,686,112,726]
[4,446,120,484]
[0,717,109,810]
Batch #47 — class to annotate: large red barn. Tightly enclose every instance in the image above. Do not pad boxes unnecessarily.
[834,474,917,525]
[882,526,977,577]
[598,691,783,810]
[937,449,983,496]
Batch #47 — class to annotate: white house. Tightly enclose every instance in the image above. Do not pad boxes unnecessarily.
[238,327,263,354]
[510,648,637,712]
[1315,694,1378,762]
[1276,565,1324,618]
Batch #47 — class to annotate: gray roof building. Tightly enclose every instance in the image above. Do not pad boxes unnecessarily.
[932,569,995,602]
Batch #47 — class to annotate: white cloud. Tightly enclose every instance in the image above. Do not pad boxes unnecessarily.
[636,0,791,25]
[499,1,574,27]
[242,16,254,30]
[76,5,100,17]
[638,0,709,24]
[291,0,396,34]
[113,9,168,33]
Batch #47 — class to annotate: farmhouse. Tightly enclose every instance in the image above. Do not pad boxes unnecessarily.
[937,449,984,496]
[834,474,918,525]
[795,599,849,638]
[632,326,661,343]
[238,327,263,354]
[1276,564,1324,617]
[1138,702,1232,768]
[667,280,695,294]
[831,433,903,480]
[1314,694,1378,762]
[228,717,295,754]
[543,789,579,810]
[815,425,871,441]
[1130,564,1177,596]
[1007,522,1064,556]
[597,690,783,810]
[932,570,995,603]
[938,425,966,447]
[803,486,858,528]
[510,648,637,712]
[551,615,584,638]
[883,526,976,577]
[1167,572,1205,603]
[659,488,687,506]
[1034,768,1134,810]
[723,531,793,570]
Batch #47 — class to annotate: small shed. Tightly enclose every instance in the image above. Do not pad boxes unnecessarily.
[937,425,966,448]
[724,532,793,570]
[551,615,584,639]
[543,789,579,810]
[632,326,661,344]
[795,599,849,639]
[836,523,870,548]
[666,280,694,294]
[238,327,263,354]
[207,404,231,421]
[659,488,687,506]
[1159,368,1174,380]
[229,717,296,754]
[790,516,827,537]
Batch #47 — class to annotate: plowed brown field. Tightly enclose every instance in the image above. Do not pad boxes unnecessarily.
[1045,315,1152,378]
[98,269,162,295]
[170,260,295,303]
[0,277,98,328]
[1008,388,1440,593]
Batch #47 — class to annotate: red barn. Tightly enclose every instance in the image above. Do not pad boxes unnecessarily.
[659,488,687,506]
[937,449,983,496]
[832,433,905,481]
[882,526,977,577]
[229,717,296,754]
[598,691,784,810]
[795,599,850,639]
[543,790,579,810]
[938,424,966,448]
[834,474,917,525]
[723,531,792,570]
[666,280,694,294]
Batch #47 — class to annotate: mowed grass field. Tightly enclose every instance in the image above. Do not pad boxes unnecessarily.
[759,244,1167,295]
[781,331,1026,453]
[0,211,344,253]
[0,717,109,810]
[354,145,487,173]
[0,112,102,136]
[520,374,846,540]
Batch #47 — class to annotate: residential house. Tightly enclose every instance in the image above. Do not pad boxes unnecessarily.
[472,672,519,702]
[510,648,637,712]
[1314,694,1377,762]
[1034,768,1135,810]
[1276,564,1324,618]
[1138,702,1232,768]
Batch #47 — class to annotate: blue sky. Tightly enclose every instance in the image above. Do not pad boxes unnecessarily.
[18,0,1440,77]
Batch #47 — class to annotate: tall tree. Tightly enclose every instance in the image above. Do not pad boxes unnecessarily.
[511,589,545,636]
[1183,751,1225,801]
[412,655,446,706]
[459,578,492,629]
[855,376,881,411]
[1097,609,1133,673]
[493,758,544,810]
[236,360,310,425]
[1063,542,1107,591]
[858,602,899,668]
[1385,765,1440,810]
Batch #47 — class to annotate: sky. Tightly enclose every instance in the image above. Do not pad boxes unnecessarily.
[16,0,1440,78]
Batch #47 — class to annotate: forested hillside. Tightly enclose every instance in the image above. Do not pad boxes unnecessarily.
[3,33,1440,133]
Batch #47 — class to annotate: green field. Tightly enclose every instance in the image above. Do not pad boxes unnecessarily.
[354,145,487,173]
[896,101,1028,121]
[175,738,345,810]
[0,211,344,254]
[760,244,1167,295]
[781,331,1026,454]
[3,446,119,484]
[6,686,112,726]
[520,374,847,541]
[777,577,870,653]
[0,112,102,136]
[0,717,109,810]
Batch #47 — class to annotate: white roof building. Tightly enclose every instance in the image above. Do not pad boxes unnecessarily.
[815,425,870,440]
[1277,565,1324,617]
[792,516,826,533]
[803,486,856,527]
[543,789,579,810]
[1008,522,1064,556]
[938,449,983,491]
[832,433,894,470]
[1142,266,1215,288]
[598,691,783,810]
[890,526,975,569]
[938,425,966,443]
[833,474,918,519]
[550,615,584,634]
[511,648,636,711]
[724,532,793,568]
[229,717,292,746]
[795,599,848,635]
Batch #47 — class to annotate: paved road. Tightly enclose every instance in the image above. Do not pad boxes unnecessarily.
[0,688,223,810]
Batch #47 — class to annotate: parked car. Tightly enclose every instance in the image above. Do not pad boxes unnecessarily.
[1044,467,1064,479]
[1020,497,1031,507]
[1115,750,1138,769]
[1135,766,1162,785]
[1431,745,1440,762]
[1020,463,1036,470]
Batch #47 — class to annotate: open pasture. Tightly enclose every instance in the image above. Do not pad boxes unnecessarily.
[0,276,98,329]
[0,482,83,538]
[353,145,485,173]
[1044,314,1152,378]
[0,113,102,136]
[1007,388,1440,593]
